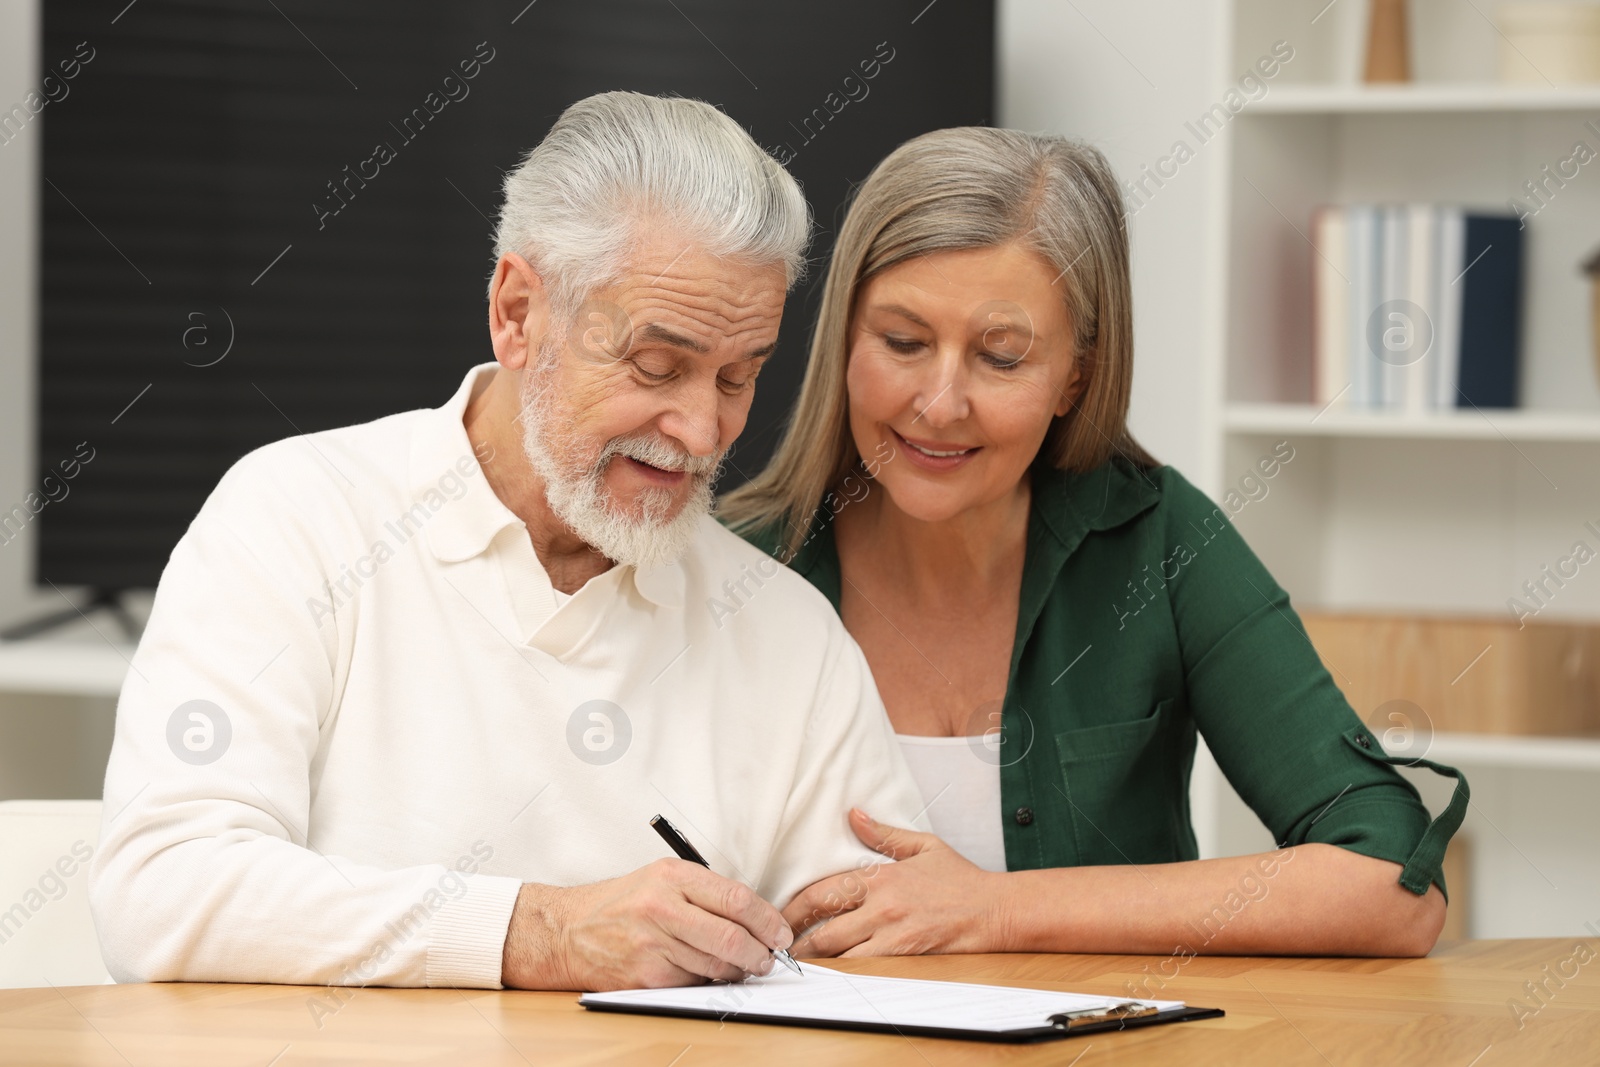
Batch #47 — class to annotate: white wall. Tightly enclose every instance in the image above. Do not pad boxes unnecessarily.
[999,0,1232,494]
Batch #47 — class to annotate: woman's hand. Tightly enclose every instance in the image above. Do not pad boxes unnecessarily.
[781,808,1011,958]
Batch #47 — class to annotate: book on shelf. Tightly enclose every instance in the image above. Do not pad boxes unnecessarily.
[1312,204,1524,412]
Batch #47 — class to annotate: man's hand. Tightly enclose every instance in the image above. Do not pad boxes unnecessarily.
[781,808,1008,958]
[501,858,794,991]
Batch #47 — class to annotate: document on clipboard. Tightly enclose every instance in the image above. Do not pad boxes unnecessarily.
[580,963,1223,1043]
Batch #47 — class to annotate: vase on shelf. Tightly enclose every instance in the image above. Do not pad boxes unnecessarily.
[1363,0,1411,83]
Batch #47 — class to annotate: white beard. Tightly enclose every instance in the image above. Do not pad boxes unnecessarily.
[518,349,724,570]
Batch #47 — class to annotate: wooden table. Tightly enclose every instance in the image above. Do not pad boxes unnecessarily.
[2,940,1595,1065]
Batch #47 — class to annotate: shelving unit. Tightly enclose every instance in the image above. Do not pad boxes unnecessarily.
[1421,732,1600,772]
[1202,0,1600,939]
[0,628,124,804]
[1256,83,1600,113]
[0,638,132,699]
[1227,402,1600,441]
[1219,2,1600,615]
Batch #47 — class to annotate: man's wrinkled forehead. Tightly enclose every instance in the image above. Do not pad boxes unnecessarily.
[596,238,786,354]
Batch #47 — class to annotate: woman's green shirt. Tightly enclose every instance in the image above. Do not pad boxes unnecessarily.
[730,455,1468,898]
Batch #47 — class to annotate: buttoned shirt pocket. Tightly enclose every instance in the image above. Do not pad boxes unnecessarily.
[1053,698,1186,866]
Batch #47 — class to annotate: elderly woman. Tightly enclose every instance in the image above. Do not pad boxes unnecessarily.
[721,127,1467,959]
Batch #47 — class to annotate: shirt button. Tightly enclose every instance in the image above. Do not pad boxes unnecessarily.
[1014,807,1034,826]
[1356,734,1372,749]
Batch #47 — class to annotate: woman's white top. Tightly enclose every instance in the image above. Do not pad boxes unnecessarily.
[894,734,1009,872]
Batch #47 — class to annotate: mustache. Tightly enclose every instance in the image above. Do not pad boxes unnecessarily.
[597,430,723,478]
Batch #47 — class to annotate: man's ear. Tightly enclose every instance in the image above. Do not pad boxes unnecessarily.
[489,253,549,371]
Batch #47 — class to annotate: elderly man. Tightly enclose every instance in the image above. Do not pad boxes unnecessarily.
[89,92,925,994]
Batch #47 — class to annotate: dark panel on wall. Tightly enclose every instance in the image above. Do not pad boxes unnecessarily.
[37,0,995,591]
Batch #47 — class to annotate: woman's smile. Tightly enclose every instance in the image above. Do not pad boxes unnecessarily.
[892,427,982,471]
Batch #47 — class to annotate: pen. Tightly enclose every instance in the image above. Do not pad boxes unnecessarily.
[649,813,803,977]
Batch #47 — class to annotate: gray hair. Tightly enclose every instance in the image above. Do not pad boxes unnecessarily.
[491,91,811,317]
[720,126,1157,561]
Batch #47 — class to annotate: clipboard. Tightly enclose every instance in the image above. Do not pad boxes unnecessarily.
[580,964,1224,1043]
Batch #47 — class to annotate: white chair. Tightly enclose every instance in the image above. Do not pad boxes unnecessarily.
[0,799,109,988]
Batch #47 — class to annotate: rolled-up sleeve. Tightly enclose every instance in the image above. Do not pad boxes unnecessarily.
[1160,472,1468,898]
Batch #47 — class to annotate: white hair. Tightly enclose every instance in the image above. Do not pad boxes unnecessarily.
[491,91,811,317]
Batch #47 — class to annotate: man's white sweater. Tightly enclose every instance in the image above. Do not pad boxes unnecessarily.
[89,363,927,988]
